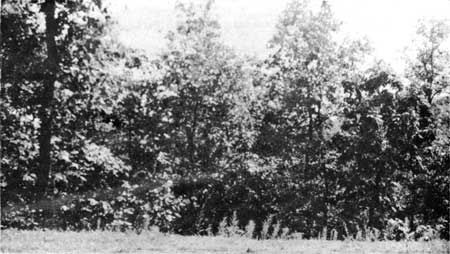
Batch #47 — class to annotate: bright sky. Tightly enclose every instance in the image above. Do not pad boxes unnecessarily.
[108,0,450,71]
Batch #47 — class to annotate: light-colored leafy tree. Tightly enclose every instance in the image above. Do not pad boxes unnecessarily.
[255,0,370,236]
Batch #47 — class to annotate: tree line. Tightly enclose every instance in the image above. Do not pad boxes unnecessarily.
[1,0,449,239]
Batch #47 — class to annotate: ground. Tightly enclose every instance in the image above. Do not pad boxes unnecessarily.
[1,230,449,254]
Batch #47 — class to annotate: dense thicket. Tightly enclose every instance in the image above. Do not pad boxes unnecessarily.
[1,0,449,240]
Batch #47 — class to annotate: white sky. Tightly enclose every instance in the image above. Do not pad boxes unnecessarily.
[108,0,450,72]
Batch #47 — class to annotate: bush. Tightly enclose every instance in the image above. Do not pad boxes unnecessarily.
[1,178,188,232]
[384,218,412,240]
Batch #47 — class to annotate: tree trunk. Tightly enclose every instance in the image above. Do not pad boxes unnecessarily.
[305,84,314,176]
[318,89,328,231]
[37,0,57,197]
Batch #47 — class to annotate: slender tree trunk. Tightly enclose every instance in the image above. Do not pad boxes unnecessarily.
[37,0,57,197]
[305,84,313,176]
[318,89,328,232]
[369,172,381,228]
[186,100,199,170]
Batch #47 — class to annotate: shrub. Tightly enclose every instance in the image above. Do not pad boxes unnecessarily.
[384,218,412,240]
[1,178,188,232]
[414,224,441,241]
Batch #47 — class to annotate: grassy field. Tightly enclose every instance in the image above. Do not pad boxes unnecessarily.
[1,230,449,254]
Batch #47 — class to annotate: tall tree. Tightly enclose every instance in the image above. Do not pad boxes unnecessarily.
[1,0,46,204]
[1,0,127,202]
[153,1,254,176]
[256,0,369,236]
[335,68,404,232]
[403,19,450,236]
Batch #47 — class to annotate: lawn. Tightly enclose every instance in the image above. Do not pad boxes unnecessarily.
[1,230,448,254]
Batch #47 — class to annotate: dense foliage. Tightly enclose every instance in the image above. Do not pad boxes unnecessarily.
[1,0,449,240]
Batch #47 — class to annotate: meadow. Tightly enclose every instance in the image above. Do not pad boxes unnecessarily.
[1,230,448,254]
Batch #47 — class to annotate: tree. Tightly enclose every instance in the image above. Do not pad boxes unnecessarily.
[153,1,255,176]
[407,20,450,104]
[334,68,405,232]
[402,19,450,236]
[1,0,129,202]
[1,0,46,204]
[255,0,369,236]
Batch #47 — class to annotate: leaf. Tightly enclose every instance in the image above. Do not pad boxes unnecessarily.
[59,151,71,163]
[22,173,36,182]
[88,198,99,206]
[54,173,68,183]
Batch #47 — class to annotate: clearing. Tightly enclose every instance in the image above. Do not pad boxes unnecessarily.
[0,230,448,254]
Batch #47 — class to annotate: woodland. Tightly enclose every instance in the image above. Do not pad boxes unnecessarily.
[1,0,449,240]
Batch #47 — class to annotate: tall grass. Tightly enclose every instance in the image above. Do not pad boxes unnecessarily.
[261,215,274,239]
